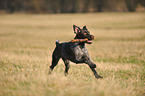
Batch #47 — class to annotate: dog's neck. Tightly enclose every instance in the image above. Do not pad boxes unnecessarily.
[74,35,85,47]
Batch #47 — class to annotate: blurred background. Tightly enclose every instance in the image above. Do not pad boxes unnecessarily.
[0,1,145,96]
[0,0,145,13]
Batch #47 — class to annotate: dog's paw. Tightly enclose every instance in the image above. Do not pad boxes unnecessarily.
[96,75,103,79]
[98,75,103,79]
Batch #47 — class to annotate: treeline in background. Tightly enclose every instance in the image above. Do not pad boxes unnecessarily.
[0,0,145,13]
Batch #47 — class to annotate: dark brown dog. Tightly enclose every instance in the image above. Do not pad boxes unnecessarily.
[49,25,102,79]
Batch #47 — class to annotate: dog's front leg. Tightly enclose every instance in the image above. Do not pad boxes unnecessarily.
[85,59,97,68]
[89,67,103,79]
[85,59,103,79]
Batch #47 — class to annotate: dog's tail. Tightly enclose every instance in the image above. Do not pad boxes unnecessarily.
[55,40,59,46]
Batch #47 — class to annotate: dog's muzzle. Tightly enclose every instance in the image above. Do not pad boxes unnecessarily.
[89,35,94,40]
[86,35,94,44]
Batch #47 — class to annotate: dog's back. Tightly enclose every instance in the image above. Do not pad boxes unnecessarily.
[54,40,87,63]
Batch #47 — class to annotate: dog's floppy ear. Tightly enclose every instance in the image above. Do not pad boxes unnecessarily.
[73,25,81,34]
[83,25,88,30]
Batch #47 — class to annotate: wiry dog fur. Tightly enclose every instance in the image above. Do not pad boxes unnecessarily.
[49,25,102,79]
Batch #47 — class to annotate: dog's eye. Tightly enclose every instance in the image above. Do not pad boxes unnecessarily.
[87,31,90,34]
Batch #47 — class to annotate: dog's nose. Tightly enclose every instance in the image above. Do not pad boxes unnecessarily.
[90,35,94,40]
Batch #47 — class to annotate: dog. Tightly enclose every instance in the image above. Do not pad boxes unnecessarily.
[49,25,103,79]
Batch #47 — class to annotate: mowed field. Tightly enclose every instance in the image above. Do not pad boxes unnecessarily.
[0,12,145,96]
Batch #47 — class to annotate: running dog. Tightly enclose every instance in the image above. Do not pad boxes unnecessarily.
[49,25,102,79]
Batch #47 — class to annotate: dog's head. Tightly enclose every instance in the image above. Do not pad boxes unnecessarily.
[73,25,94,44]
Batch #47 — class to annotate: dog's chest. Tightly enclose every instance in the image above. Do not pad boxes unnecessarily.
[72,45,88,57]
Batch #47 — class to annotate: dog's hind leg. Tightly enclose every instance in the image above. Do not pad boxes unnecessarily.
[62,58,70,76]
[49,49,60,74]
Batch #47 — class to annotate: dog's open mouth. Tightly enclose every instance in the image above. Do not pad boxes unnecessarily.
[86,40,92,44]
[86,35,94,44]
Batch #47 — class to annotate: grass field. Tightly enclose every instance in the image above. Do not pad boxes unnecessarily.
[0,12,145,96]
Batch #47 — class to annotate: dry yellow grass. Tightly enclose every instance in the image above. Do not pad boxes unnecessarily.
[0,12,145,96]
